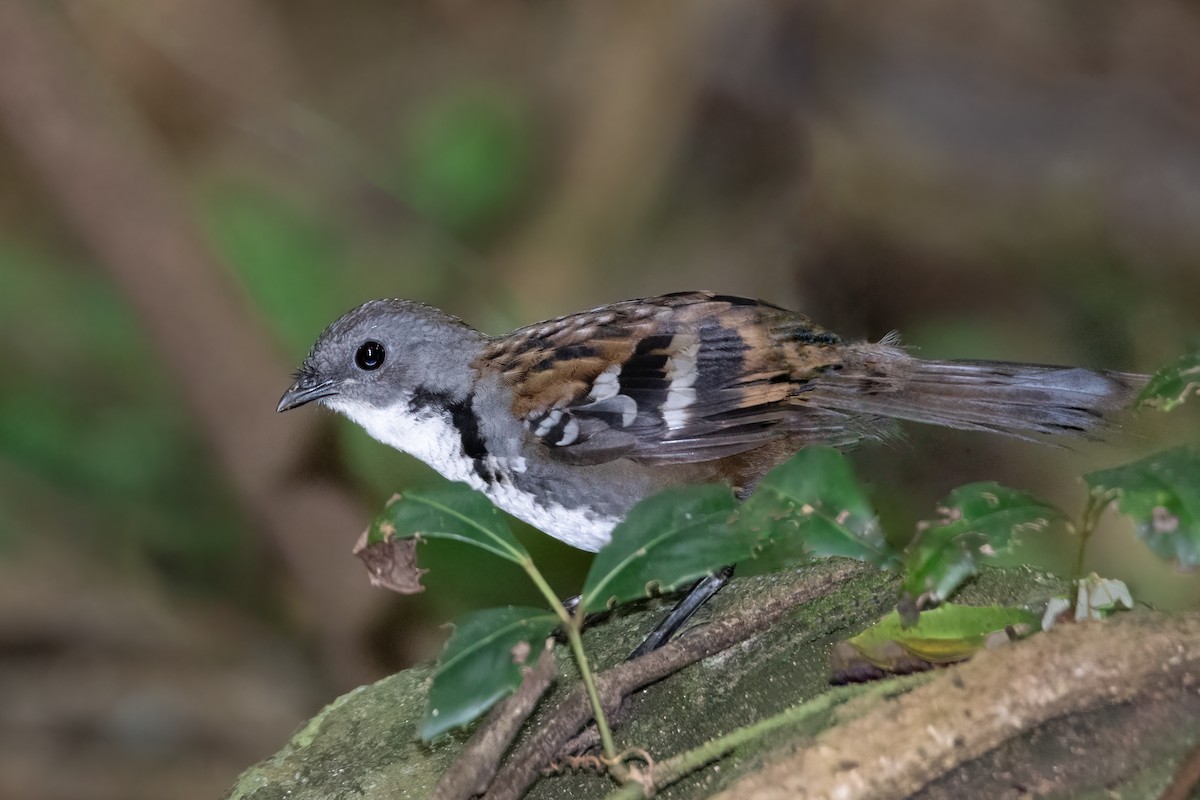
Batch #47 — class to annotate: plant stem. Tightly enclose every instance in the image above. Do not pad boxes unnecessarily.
[600,672,936,800]
[1072,492,1109,582]
[521,559,619,762]
[564,622,619,761]
[521,559,572,629]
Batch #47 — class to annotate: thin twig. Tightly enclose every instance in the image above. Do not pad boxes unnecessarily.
[1159,741,1200,800]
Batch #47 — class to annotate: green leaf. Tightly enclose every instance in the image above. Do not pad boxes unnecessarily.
[1084,447,1200,568]
[367,484,529,565]
[831,604,1040,682]
[901,483,1067,618]
[1136,350,1200,412]
[580,485,742,613]
[421,606,558,739]
[737,447,899,570]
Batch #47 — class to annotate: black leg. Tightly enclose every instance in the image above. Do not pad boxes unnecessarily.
[629,565,735,659]
[561,594,581,616]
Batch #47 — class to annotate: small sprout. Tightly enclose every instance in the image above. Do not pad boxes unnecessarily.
[1137,351,1200,412]
[1085,447,1200,569]
[900,483,1067,620]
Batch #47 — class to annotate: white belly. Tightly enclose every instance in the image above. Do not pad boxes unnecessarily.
[329,398,618,551]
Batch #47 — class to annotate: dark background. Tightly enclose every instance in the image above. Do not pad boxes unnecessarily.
[1,2,1198,798]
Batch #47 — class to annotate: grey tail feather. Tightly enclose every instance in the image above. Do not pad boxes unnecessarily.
[810,359,1147,442]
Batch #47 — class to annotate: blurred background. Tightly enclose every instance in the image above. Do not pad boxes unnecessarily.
[1,1,1199,798]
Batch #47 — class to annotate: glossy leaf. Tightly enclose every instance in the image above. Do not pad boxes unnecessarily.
[421,606,558,739]
[901,482,1067,619]
[738,447,899,570]
[1085,447,1200,568]
[580,485,742,613]
[1137,350,1200,412]
[366,484,529,565]
[831,604,1040,682]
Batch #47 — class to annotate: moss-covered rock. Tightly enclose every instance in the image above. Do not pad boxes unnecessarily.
[227,563,1108,800]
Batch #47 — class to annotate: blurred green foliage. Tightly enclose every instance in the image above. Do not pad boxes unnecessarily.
[206,184,351,353]
[1136,350,1200,413]
[395,87,534,239]
[1,5,1197,796]
[0,243,259,599]
[1086,447,1200,569]
[1,1,1197,692]
[200,182,590,615]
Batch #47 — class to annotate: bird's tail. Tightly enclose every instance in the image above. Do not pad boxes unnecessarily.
[804,355,1146,442]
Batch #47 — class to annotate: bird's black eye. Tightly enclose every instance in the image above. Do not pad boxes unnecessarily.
[355,341,386,371]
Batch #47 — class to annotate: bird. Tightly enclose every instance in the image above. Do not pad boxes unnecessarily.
[278,291,1144,647]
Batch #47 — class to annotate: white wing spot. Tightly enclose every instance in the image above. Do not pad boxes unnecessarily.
[557,418,581,447]
[589,364,622,402]
[662,389,697,428]
[662,337,700,429]
[534,408,564,438]
[617,396,638,427]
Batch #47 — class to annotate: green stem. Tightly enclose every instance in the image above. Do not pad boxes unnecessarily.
[564,622,619,761]
[521,559,619,762]
[1072,492,1108,582]
[601,672,936,800]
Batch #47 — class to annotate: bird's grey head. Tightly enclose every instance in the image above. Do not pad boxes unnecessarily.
[277,299,483,415]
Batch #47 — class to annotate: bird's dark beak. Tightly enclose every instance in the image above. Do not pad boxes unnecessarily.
[277,378,340,412]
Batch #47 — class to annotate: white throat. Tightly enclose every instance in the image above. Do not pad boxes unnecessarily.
[325,396,618,552]
[328,396,481,484]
